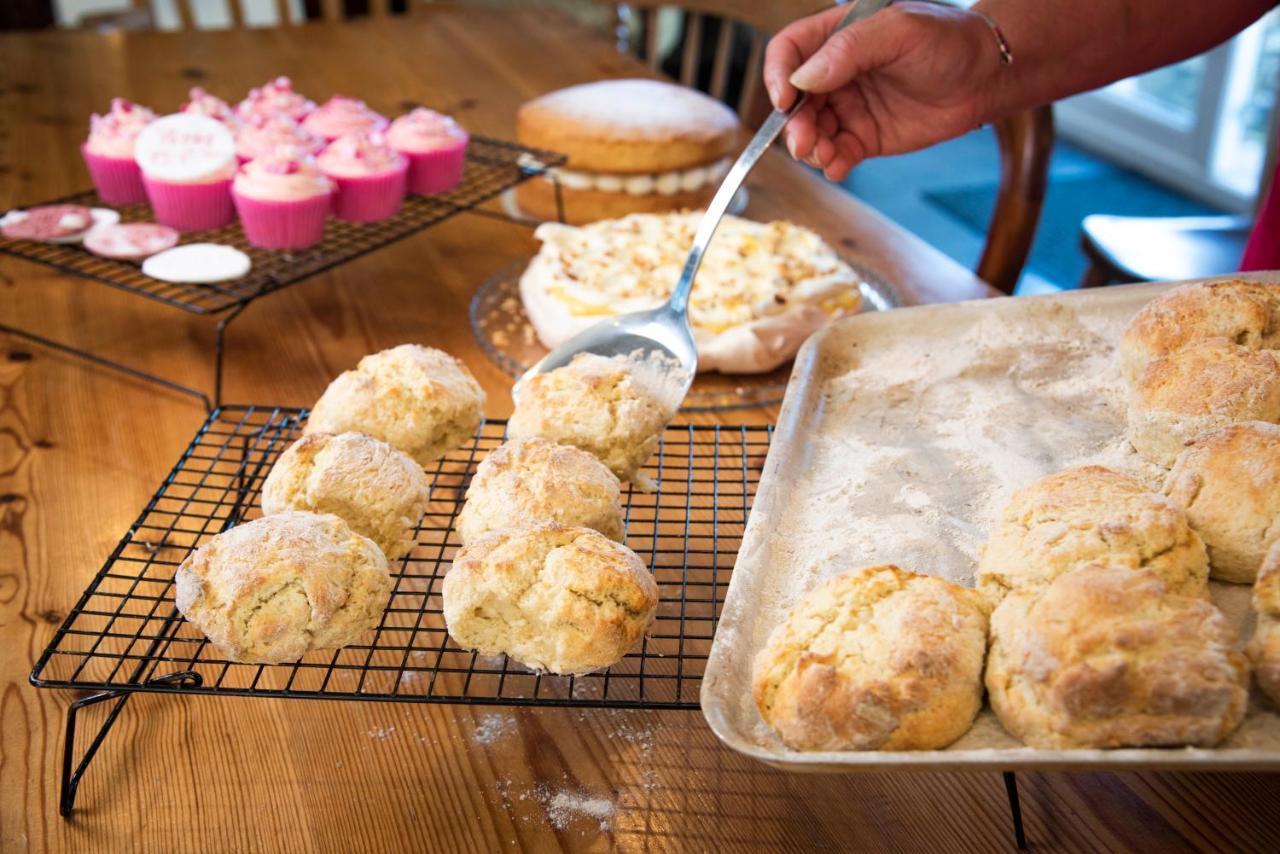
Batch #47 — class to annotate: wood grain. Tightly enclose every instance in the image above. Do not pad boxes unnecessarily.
[2,7,1276,852]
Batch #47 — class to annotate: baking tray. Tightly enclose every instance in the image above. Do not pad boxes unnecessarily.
[701,276,1280,772]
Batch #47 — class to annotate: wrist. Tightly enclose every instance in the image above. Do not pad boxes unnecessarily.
[966,3,1014,125]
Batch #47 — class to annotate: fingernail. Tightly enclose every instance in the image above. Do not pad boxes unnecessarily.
[786,134,798,159]
[790,55,828,90]
[765,76,780,106]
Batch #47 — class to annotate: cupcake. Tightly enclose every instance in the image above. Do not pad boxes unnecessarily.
[82,99,156,205]
[237,76,316,123]
[182,87,242,132]
[316,131,407,222]
[135,114,238,231]
[302,96,389,142]
[232,147,333,249]
[387,108,469,195]
[236,113,324,163]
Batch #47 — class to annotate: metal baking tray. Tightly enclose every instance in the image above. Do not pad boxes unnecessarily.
[701,277,1280,771]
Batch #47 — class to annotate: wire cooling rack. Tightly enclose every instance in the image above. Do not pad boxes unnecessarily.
[30,406,771,710]
[0,136,564,315]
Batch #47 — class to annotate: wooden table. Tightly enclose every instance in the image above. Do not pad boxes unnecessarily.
[1,7,1275,852]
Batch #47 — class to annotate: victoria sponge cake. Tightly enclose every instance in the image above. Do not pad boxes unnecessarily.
[515,79,740,224]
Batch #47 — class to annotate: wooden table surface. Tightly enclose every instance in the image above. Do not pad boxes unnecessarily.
[2,7,1277,852]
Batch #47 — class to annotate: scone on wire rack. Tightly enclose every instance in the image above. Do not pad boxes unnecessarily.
[751,564,989,752]
[442,524,658,675]
[1117,279,1280,385]
[508,353,672,485]
[174,511,392,664]
[976,466,1209,608]
[305,344,485,467]
[456,437,624,545]
[1126,338,1280,466]
[261,431,429,560]
[986,563,1248,750]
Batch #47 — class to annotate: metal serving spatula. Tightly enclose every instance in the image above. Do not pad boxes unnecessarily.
[517,0,894,407]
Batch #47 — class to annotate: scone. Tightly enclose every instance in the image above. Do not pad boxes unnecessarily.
[261,431,429,560]
[508,353,670,483]
[976,466,1209,608]
[751,564,989,752]
[985,564,1248,749]
[305,344,485,466]
[174,511,391,664]
[514,78,740,224]
[1163,422,1280,583]
[456,437,623,545]
[442,524,658,674]
[1126,338,1280,466]
[1118,279,1280,384]
[1249,541,1280,705]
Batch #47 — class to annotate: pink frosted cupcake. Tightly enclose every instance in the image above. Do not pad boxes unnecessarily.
[236,113,324,163]
[302,96,388,143]
[82,99,156,205]
[387,109,469,195]
[316,131,407,222]
[232,147,333,249]
[237,76,315,123]
[182,87,242,133]
[135,114,238,231]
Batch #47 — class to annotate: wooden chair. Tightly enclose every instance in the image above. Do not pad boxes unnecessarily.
[610,1,1053,295]
[85,0,402,31]
[1078,214,1251,286]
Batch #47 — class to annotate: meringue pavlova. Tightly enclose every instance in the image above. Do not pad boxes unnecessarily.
[518,212,865,374]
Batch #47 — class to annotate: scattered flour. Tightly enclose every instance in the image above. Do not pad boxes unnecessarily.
[367,725,396,739]
[472,713,516,746]
[543,788,615,832]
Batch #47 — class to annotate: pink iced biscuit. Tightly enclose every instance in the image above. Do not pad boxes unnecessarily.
[182,88,242,132]
[84,223,179,259]
[232,147,333,249]
[135,114,238,231]
[236,113,324,163]
[302,96,389,142]
[83,98,156,204]
[237,77,316,123]
[317,130,407,222]
[387,108,469,195]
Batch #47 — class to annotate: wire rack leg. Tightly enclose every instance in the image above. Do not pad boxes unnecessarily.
[1003,771,1028,849]
[212,300,249,412]
[60,690,131,817]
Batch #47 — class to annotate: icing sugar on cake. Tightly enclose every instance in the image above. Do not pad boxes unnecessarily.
[531,79,738,138]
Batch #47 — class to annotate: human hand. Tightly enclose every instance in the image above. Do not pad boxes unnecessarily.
[763,2,1005,180]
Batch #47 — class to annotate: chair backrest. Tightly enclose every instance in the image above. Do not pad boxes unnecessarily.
[124,0,397,30]
[610,1,1053,295]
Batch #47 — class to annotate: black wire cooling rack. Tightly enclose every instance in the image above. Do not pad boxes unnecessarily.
[0,136,563,315]
[31,405,771,710]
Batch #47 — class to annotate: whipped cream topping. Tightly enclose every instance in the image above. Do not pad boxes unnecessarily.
[316,130,406,178]
[386,108,468,153]
[519,154,731,195]
[234,147,333,201]
[182,88,242,131]
[85,98,156,158]
[236,113,324,161]
[237,76,315,122]
[302,96,389,141]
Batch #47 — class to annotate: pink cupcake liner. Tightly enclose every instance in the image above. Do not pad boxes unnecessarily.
[326,163,407,222]
[232,190,331,249]
[81,145,148,205]
[400,135,469,195]
[142,175,235,232]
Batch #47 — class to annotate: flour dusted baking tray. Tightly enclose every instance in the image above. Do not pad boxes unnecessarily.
[701,276,1280,772]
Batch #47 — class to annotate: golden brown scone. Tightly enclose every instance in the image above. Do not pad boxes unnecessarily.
[508,353,670,483]
[516,79,739,174]
[1249,541,1280,705]
[986,564,1248,749]
[261,432,429,560]
[441,524,658,675]
[1126,338,1280,466]
[514,177,715,225]
[1163,422,1280,583]
[1118,279,1280,385]
[305,344,485,467]
[751,565,989,752]
[456,438,623,545]
[976,466,1209,608]
[174,511,391,664]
